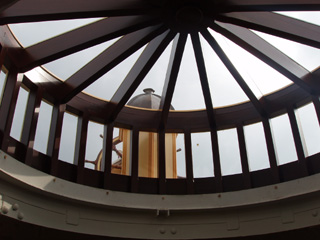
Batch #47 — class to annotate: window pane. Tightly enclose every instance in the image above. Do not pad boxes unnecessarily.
[58,112,78,164]
[244,122,270,171]
[85,121,104,170]
[138,131,158,178]
[165,133,179,179]
[10,87,29,141]
[296,103,320,157]
[218,128,242,176]
[0,67,8,104]
[191,132,214,178]
[111,127,131,176]
[270,114,297,165]
[34,101,53,154]
[176,134,186,178]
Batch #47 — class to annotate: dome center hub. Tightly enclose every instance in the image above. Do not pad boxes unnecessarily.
[176,6,204,26]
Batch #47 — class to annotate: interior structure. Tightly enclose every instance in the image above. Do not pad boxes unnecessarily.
[0,0,320,239]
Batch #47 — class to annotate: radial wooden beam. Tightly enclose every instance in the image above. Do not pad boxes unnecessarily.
[211,21,320,95]
[201,29,267,117]
[216,12,320,49]
[14,15,161,72]
[159,33,187,130]
[221,0,320,11]
[191,32,216,129]
[57,25,167,103]
[0,0,158,24]
[108,30,175,123]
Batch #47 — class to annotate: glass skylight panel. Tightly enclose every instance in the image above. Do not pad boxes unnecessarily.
[200,34,250,108]
[252,30,320,72]
[210,29,293,97]
[84,46,146,101]
[43,39,118,80]
[171,35,205,110]
[9,18,103,48]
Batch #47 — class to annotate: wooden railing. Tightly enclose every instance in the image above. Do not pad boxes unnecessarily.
[1,44,320,195]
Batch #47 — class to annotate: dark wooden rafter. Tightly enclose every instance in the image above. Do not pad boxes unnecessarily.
[0,0,159,24]
[57,25,167,103]
[159,33,187,130]
[201,29,267,117]
[107,30,176,122]
[191,32,216,129]
[221,0,320,12]
[14,15,162,72]
[0,0,19,12]
[211,21,320,95]
[216,12,320,49]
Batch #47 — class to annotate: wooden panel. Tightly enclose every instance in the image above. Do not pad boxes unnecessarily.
[237,125,251,188]
[25,86,43,166]
[0,70,19,148]
[74,113,89,184]
[287,106,308,177]
[130,129,139,192]
[262,117,280,183]
[48,104,65,176]
[210,129,223,192]
[103,124,114,189]
[0,73,22,152]
[184,131,194,194]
